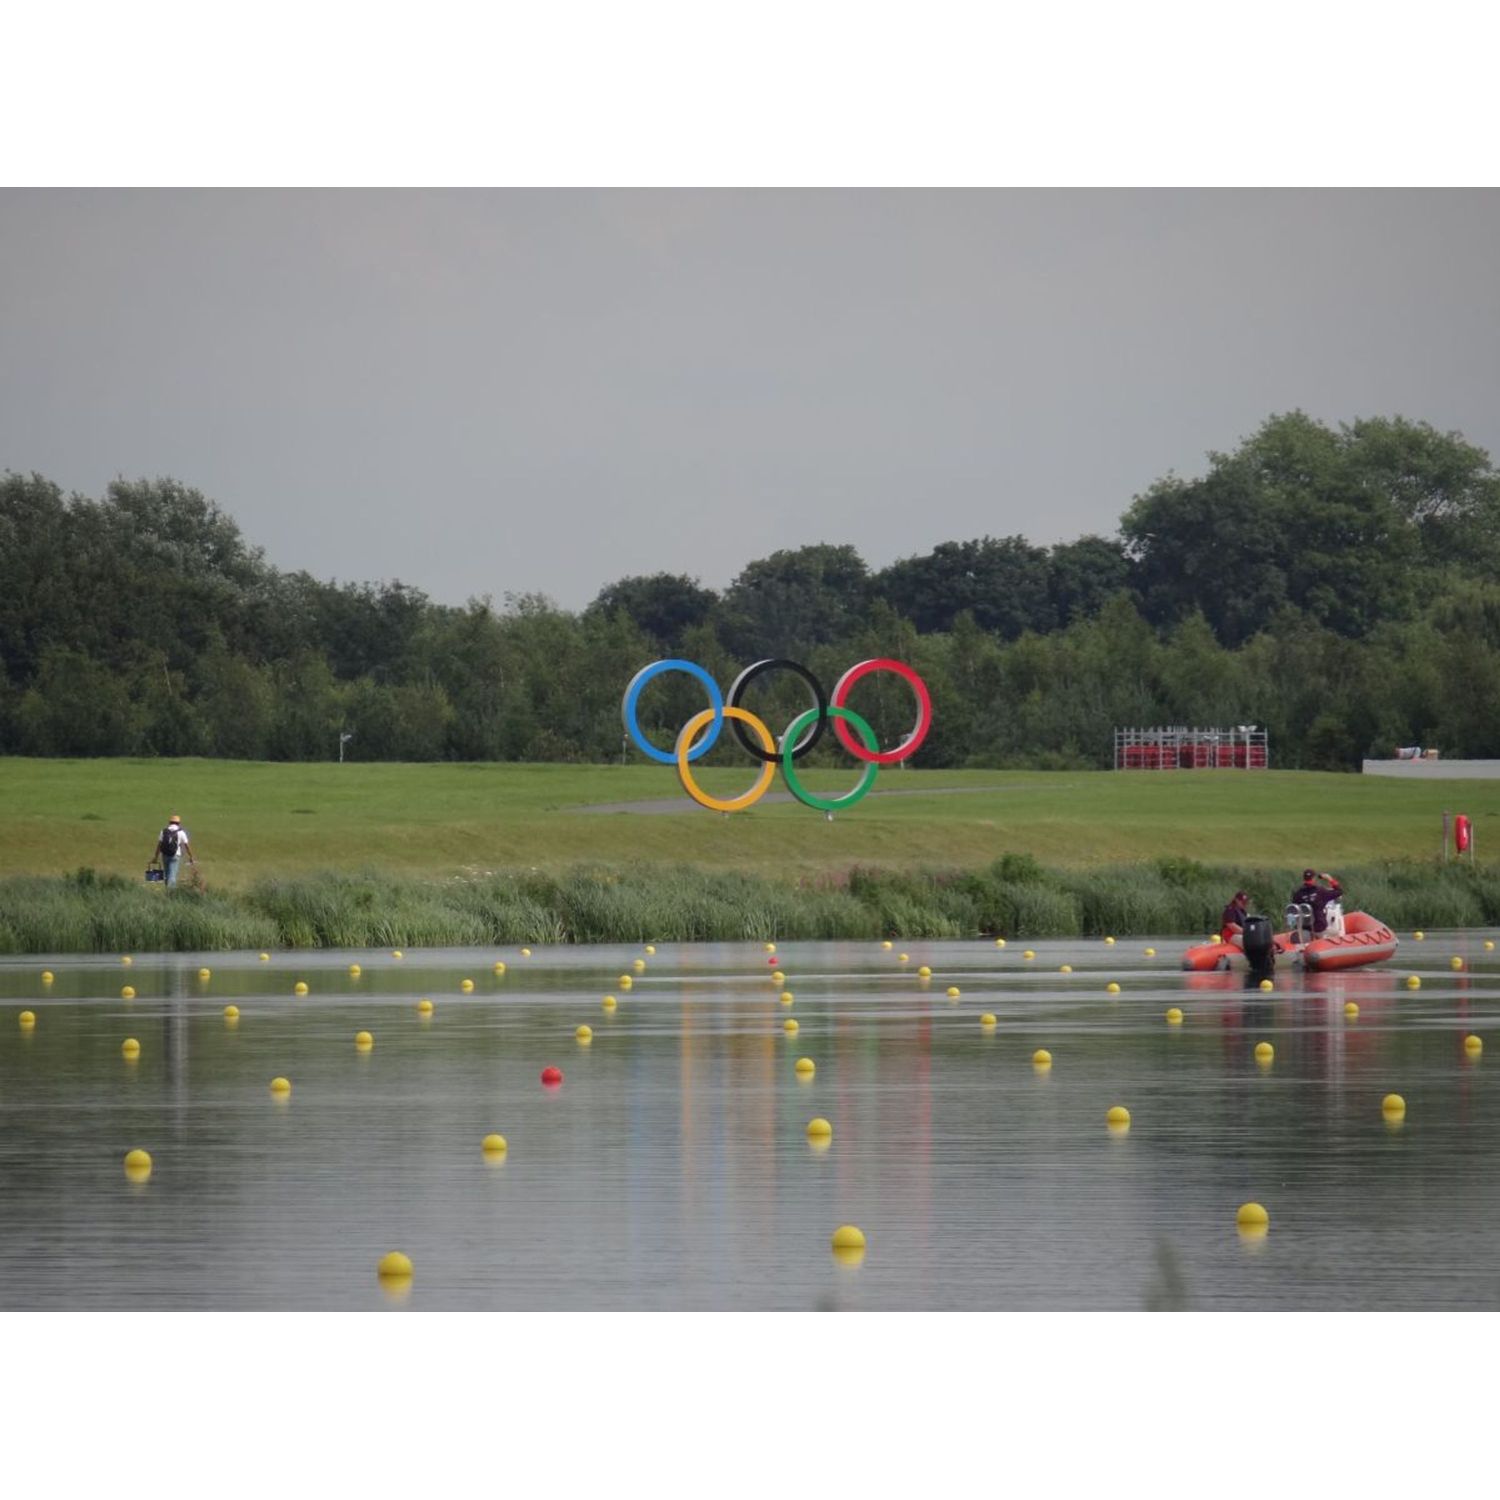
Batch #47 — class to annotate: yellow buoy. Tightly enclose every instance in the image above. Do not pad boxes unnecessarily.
[520,947,532,958]
[1405,976,1421,990]
[897,953,910,963]
[123,1148,152,1178]
[259,952,271,961]
[794,1057,815,1079]
[198,968,211,980]
[771,970,785,984]
[1104,936,1116,945]
[1258,978,1274,991]
[620,975,633,990]
[980,1012,997,1027]
[1236,1202,1269,1229]
[482,1133,507,1155]
[18,1010,35,1027]
[41,971,54,983]
[918,965,932,979]
[1382,1093,1406,1116]
[764,942,776,953]
[1032,1048,1052,1066]
[223,1004,240,1020]
[633,959,646,971]
[783,1018,799,1035]
[377,1251,413,1280]
[460,979,474,992]
[1023,950,1036,960]
[602,994,617,1011]
[780,991,794,1005]
[269,1076,291,1095]
[1106,981,1121,994]
[1450,956,1465,971]
[575,1025,593,1043]
[121,985,136,999]
[1463,1034,1482,1055]
[831,1224,865,1251]
[355,1030,374,1049]
[416,998,434,1015]
[645,944,657,955]
[1484,940,1495,951]
[121,955,133,966]
[1413,931,1425,941]
[1254,1041,1274,1064]
[493,961,506,974]
[995,937,1007,948]
[806,1117,832,1140]
[1144,947,1156,957]
[1059,964,1073,974]
[294,981,309,995]
[122,1038,140,1059]
[392,950,403,959]
[881,940,893,950]
[946,986,961,998]
[1106,1105,1130,1128]
[348,964,362,977]
[1343,1002,1359,1019]
[1165,1007,1183,1025]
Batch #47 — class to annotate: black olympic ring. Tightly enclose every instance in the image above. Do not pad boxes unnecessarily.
[726,658,829,764]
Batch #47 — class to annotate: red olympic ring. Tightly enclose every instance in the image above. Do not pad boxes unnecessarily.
[830,658,933,765]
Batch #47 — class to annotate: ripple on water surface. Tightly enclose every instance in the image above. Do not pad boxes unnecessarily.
[1,935,1498,1309]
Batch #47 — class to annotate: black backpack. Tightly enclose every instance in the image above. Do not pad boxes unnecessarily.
[160,826,182,859]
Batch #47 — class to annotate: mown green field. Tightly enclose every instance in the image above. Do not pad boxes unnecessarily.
[1,757,1495,885]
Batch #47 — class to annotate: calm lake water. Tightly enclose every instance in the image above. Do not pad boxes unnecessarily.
[2,935,1497,1310]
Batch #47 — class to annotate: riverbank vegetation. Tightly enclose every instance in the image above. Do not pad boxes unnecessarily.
[2,857,1495,953]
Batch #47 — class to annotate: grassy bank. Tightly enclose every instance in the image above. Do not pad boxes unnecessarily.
[1,857,1496,953]
[1,757,1498,885]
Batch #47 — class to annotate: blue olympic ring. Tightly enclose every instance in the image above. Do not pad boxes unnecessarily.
[621,658,725,765]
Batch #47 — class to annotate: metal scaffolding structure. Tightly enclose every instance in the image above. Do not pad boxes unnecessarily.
[1113,725,1269,771]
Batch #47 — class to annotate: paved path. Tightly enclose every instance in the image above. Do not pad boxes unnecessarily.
[578,783,1032,815]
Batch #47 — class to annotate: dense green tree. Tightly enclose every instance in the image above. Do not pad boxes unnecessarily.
[3,417,1499,771]
[874,536,1055,638]
[720,544,872,657]
[587,572,719,651]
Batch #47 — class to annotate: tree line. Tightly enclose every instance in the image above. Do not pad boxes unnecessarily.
[2,411,1498,768]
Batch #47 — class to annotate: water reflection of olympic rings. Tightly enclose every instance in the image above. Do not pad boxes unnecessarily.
[621,657,932,813]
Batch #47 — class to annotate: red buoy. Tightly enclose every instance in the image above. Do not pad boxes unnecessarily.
[541,1066,563,1087]
[768,956,778,965]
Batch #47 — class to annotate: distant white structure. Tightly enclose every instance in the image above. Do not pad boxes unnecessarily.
[1362,759,1500,779]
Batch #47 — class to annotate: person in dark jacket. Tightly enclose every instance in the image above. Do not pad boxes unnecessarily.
[1290,869,1319,907]
[1220,890,1249,942]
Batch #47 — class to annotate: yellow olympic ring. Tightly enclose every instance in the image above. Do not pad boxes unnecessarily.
[675,706,777,812]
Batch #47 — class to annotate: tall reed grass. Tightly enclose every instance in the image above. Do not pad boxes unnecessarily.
[0,859,1494,953]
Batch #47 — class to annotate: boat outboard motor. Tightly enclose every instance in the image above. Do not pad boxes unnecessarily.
[1242,914,1275,975]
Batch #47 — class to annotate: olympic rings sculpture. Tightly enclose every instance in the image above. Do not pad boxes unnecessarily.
[622,657,933,813]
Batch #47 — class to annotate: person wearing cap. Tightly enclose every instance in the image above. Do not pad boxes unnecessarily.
[152,815,196,889]
[1290,869,1319,907]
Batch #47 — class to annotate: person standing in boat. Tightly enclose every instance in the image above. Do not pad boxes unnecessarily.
[1220,890,1249,942]
[1310,874,1345,936]
[1290,869,1319,907]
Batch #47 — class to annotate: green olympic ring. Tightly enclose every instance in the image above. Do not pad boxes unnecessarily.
[779,705,880,812]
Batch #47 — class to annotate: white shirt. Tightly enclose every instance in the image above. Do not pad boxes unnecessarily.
[161,825,190,855]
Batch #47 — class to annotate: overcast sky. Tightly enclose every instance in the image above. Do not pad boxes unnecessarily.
[2,189,1497,609]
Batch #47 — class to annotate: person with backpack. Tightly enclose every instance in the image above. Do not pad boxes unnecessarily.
[152,815,196,889]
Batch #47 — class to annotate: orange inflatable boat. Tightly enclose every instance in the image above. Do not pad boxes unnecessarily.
[1181,911,1399,972]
